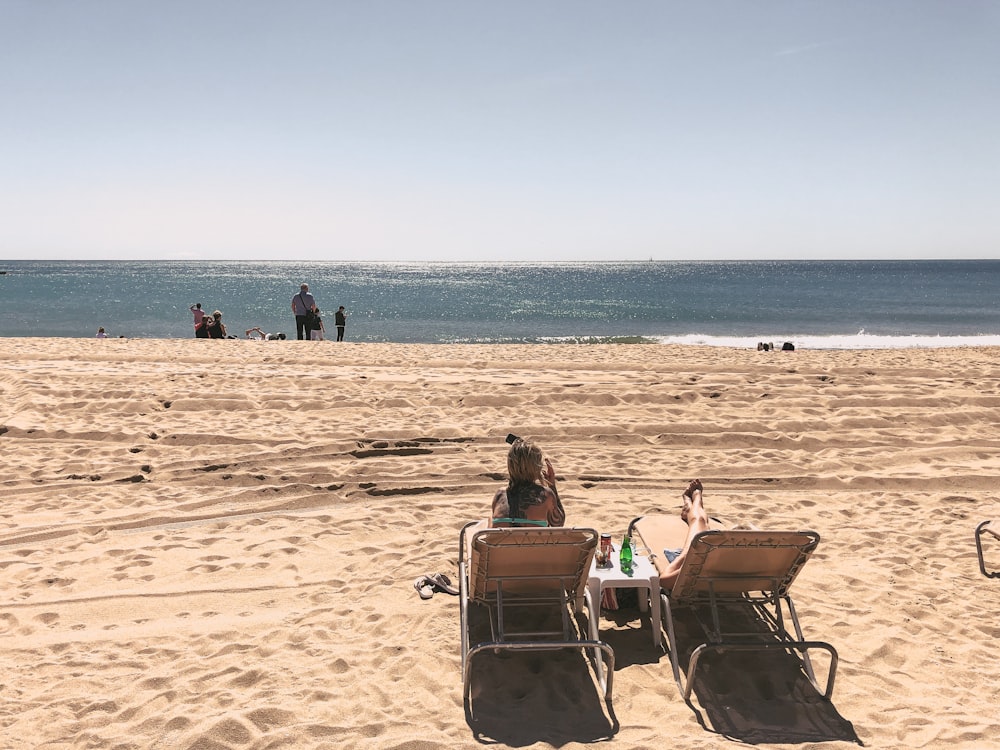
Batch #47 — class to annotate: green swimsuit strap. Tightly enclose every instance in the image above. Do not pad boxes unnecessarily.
[492,517,548,527]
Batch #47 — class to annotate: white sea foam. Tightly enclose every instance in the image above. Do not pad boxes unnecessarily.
[653,332,1000,350]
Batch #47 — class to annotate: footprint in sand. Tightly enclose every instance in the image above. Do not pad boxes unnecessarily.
[74,700,119,719]
[138,676,172,689]
[246,708,296,732]
[228,670,265,688]
[190,716,256,746]
[187,564,222,573]
[0,613,20,633]
[329,658,350,674]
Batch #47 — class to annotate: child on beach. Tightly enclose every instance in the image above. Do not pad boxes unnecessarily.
[190,303,205,331]
[310,309,325,341]
[96,327,108,338]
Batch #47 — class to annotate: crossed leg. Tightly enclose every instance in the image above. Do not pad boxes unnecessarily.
[659,479,712,591]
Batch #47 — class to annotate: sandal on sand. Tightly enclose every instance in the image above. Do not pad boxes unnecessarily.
[413,576,434,600]
[429,573,459,596]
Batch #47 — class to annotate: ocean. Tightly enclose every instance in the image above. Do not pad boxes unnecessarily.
[2,259,999,349]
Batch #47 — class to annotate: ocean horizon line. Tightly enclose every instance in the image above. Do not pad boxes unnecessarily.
[2,257,997,266]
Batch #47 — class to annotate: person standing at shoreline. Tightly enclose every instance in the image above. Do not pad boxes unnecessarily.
[193,302,211,339]
[190,303,205,337]
[310,308,326,340]
[291,283,316,340]
[335,306,347,341]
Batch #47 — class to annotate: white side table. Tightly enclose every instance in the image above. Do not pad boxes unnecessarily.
[587,551,662,649]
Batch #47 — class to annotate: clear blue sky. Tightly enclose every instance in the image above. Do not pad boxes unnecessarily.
[1,1,997,261]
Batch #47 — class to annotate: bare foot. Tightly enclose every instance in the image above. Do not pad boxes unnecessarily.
[681,479,702,522]
[683,479,703,499]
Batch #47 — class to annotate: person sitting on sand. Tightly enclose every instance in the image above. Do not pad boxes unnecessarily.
[194,315,211,338]
[208,310,227,339]
[491,438,565,527]
[657,479,714,590]
[96,327,108,338]
[200,315,216,338]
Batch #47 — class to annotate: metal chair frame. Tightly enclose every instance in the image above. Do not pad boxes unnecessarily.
[458,522,614,711]
[631,520,838,703]
[975,520,1000,578]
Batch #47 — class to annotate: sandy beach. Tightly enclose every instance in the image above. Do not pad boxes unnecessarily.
[2,338,999,749]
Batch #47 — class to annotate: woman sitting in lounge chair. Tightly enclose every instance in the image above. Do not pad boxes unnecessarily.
[491,438,566,528]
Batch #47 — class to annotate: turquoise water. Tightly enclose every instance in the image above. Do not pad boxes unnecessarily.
[2,259,1000,348]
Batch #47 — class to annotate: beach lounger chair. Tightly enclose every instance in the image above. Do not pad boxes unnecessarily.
[975,520,1000,578]
[458,522,614,711]
[629,515,838,702]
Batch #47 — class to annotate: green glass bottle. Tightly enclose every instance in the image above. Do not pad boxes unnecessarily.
[620,533,633,574]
